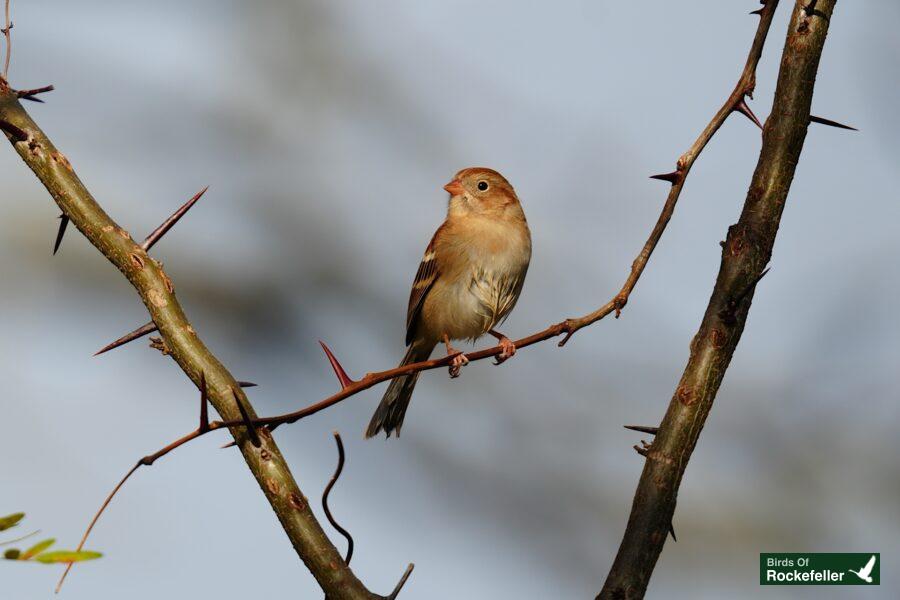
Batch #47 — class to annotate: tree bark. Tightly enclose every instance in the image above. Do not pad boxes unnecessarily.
[600,1,838,597]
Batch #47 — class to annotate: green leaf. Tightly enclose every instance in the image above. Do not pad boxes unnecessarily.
[0,513,25,531]
[34,550,102,564]
[21,538,55,560]
[4,549,21,560]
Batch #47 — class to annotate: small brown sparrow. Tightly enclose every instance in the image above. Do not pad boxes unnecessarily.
[366,167,532,438]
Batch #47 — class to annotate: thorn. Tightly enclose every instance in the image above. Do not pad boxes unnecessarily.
[52,214,69,255]
[809,115,857,131]
[668,522,677,542]
[750,8,764,15]
[199,372,209,433]
[719,267,771,325]
[16,84,54,102]
[649,170,682,185]
[94,321,158,355]
[733,97,763,130]
[0,118,28,141]
[319,341,355,390]
[387,564,415,600]
[237,381,258,388]
[633,445,649,457]
[736,267,770,305]
[624,425,659,435]
[141,186,209,252]
[232,388,261,447]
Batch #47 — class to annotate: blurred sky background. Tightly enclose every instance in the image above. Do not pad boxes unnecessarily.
[2,1,898,598]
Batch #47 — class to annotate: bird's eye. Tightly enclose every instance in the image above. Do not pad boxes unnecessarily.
[477,180,489,191]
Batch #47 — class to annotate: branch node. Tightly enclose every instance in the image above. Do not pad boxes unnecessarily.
[733,97,763,130]
[15,84,54,102]
[148,335,171,355]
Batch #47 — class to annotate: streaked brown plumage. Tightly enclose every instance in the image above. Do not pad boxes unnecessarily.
[366,167,532,438]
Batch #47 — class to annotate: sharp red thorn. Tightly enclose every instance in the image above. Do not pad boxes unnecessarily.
[141,185,209,252]
[319,341,355,390]
[94,321,158,356]
[750,8,764,15]
[734,98,763,130]
[53,214,69,255]
[809,115,857,131]
[199,372,209,433]
[232,388,261,447]
[649,170,682,184]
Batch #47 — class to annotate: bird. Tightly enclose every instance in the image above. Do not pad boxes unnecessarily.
[365,167,532,438]
[848,555,876,583]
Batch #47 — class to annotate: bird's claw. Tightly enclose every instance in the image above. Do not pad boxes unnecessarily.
[448,352,469,378]
[493,337,516,365]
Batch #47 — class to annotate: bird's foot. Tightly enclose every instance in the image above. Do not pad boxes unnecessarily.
[448,351,469,378]
[493,336,516,365]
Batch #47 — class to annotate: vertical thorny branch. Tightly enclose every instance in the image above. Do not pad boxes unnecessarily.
[601,1,841,597]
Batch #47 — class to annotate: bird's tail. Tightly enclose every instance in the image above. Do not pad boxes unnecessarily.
[365,341,434,438]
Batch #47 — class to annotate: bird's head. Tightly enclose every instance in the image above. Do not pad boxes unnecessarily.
[443,167,521,218]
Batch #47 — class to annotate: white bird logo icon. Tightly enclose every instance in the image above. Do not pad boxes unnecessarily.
[848,555,877,583]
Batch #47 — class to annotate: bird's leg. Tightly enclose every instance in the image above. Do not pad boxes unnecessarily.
[443,333,468,378]
[488,329,516,365]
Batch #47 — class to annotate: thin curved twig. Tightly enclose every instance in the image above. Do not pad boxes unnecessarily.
[322,431,353,565]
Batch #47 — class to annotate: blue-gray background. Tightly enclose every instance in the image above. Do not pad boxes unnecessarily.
[2,1,897,598]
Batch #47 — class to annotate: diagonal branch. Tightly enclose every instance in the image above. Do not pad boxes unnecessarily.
[0,92,387,600]
[559,0,782,344]
[599,1,839,597]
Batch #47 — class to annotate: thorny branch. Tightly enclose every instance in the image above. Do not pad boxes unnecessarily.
[0,4,408,598]
[601,1,843,597]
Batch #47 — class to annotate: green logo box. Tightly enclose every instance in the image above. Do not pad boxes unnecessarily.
[760,553,880,585]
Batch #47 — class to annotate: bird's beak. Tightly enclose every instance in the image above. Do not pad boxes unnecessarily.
[443,179,464,196]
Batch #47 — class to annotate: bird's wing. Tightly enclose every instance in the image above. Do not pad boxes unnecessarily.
[405,225,442,345]
[861,555,876,576]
